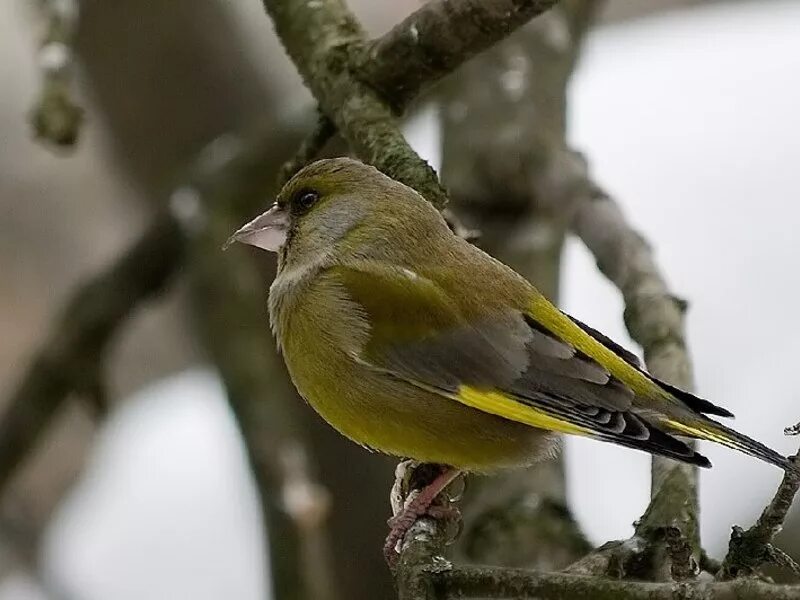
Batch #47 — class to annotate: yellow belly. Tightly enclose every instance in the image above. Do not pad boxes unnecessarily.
[283,334,552,471]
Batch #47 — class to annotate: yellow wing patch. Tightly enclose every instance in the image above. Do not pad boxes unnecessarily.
[529,295,663,399]
[457,385,592,436]
[663,420,729,445]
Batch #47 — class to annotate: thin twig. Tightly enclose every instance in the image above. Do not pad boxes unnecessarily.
[719,451,800,579]
[30,0,83,146]
[278,114,336,185]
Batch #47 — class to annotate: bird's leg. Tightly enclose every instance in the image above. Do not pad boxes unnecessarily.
[384,463,463,566]
[389,459,418,517]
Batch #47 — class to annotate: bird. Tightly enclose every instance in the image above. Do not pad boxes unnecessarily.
[226,157,794,561]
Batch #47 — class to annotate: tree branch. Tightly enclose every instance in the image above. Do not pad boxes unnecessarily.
[396,517,452,600]
[263,0,562,207]
[435,564,800,599]
[172,125,341,600]
[261,0,448,207]
[440,1,596,570]
[3,0,561,507]
[719,451,800,579]
[549,150,701,579]
[571,176,698,493]
[360,0,559,109]
[0,213,181,490]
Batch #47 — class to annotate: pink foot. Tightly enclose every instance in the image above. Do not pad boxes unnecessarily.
[384,466,462,567]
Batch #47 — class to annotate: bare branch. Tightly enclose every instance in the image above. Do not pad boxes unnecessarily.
[278,114,336,185]
[0,214,181,490]
[176,129,341,600]
[440,2,596,570]
[720,452,800,579]
[261,0,448,207]
[549,149,701,578]
[435,564,800,599]
[361,0,559,109]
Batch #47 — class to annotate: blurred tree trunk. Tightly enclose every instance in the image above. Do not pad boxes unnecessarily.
[440,2,595,569]
[74,0,274,199]
[73,0,395,597]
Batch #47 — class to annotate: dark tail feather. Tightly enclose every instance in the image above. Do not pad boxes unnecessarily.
[655,378,735,418]
[665,417,796,473]
[712,421,796,472]
[599,419,713,469]
[653,380,797,472]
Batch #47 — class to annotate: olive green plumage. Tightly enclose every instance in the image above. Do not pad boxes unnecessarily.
[228,157,791,473]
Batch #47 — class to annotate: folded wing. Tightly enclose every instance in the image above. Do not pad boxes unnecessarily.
[331,262,723,468]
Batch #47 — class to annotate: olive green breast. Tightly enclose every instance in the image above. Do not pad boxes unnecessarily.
[275,272,552,471]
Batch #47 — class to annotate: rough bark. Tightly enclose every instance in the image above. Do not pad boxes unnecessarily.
[361,0,558,109]
[720,453,800,579]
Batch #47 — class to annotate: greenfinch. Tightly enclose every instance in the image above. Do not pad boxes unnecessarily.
[227,158,791,552]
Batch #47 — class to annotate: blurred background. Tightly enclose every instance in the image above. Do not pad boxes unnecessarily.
[1,0,799,598]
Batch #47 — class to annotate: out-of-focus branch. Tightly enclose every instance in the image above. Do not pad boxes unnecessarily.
[360,0,558,109]
[278,115,336,184]
[440,1,596,569]
[719,450,800,579]
[173,129,340,600]
[557,152,700,579]
[262,0,447,208]
[30,0,83,146]
[0,214,181,490]
[259,0,563,587]
[262,0,561,207]
[0,501,68,600]
[432,564,800,599]
[3,0,560,530]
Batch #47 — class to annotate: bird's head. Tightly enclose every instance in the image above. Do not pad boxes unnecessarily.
[225,157,445,268]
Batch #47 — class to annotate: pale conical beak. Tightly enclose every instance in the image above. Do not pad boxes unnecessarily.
[223,204,289,252]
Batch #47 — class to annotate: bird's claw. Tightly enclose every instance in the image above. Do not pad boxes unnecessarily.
[383,464,464,568]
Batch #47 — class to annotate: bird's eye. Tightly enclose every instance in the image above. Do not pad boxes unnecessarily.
[294,189,319,212]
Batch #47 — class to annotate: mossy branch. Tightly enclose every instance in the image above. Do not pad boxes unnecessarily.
[434,565,800,599]
[360,0,559,109]
[30,0,83,146]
